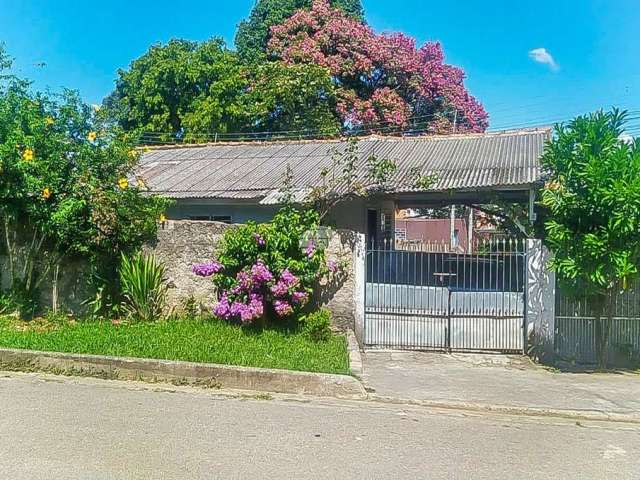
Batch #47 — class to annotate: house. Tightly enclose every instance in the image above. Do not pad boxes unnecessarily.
[138,128,550,246]
[139,128,556,353]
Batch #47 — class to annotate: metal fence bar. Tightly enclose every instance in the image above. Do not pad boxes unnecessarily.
[554,277,640,366]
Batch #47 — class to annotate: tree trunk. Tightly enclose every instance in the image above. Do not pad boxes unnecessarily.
[3,216,16,288]
[52,262,60,314]
[594,289,614,369]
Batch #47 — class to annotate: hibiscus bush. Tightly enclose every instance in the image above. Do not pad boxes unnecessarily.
[193,207,334,325]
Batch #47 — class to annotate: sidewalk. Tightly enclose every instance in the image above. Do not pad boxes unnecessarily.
[361,351,640,422]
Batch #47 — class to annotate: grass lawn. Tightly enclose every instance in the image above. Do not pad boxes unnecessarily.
[0,316,350,375]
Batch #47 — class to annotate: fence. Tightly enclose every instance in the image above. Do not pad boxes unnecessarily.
[555,279,640,366]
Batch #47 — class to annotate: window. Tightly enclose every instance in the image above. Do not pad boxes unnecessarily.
[213,215,232,224]
[187,215,233,223]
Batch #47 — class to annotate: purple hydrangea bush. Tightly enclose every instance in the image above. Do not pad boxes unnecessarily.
[191,208,337,325]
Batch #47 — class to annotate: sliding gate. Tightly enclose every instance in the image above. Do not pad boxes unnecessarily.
[364,240,527,353]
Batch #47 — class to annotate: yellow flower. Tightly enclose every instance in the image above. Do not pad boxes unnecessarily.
[128,149,138,159]
[136,178,146,189]
[159,213,167,223]
[87,131,98,143]
[118,177,129,190]
[22,148,34,162]
[45,116,55,126]
[42,187,51,200]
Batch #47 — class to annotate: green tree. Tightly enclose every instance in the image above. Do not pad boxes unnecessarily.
[235,0,364,62]
[104,38,246,140]
[242,62,340,136]
[104,40,341,141]
[540,110,640,367]
[0,49,169,316]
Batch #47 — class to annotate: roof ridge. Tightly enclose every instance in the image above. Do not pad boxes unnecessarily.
[140,128,552,151]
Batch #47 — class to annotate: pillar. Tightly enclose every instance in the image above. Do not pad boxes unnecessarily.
[526,239,556,362]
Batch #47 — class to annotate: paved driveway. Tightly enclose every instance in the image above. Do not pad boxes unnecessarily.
[361,351,640,418]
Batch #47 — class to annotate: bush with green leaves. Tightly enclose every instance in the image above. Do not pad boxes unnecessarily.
[119,252,168,322]
[301,308,332,342]
[0,47,170,316]
[541,109,640,367]
[193,207,331,325]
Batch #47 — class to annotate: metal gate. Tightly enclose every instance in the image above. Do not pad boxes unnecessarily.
[364,239,527,353]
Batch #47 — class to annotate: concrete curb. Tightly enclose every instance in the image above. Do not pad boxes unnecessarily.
[368,394,640,425]
[0,348,367,400]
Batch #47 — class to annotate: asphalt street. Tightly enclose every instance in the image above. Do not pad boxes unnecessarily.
[0,372,638,479]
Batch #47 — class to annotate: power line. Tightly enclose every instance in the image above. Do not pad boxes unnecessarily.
[136,108,640,146]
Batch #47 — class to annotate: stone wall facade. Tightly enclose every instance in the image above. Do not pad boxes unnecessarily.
[316,230,359,330]
[144,220,234,311]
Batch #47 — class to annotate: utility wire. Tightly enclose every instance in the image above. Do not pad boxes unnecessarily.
[136,108,640,145]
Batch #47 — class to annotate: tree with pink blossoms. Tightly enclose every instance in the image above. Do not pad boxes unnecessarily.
[268,0,488,134]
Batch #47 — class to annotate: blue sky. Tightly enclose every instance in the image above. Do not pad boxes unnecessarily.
[1,0,639,133]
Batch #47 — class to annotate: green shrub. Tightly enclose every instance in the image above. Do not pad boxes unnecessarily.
[0,293,19,317]
[302,309,333,342]
[119,252,168,322]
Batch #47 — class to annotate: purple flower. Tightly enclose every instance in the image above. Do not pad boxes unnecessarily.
[327,260,338,273]
[305,240,315,258]
[270,280,289,297]
[274,300,293,317]
[280,269,299,287]
[229,301,249,322]
[248,293,265,317]
[214,289,265,324]
[192,261,224,277]
[213,293,231,318]
[253,233,266,247]
[251,261,274,285]
[292,290,309,306]
[235,271,252,291]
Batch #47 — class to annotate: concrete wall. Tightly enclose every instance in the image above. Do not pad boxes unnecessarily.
[144,220,235,310]
[0,256,91,315]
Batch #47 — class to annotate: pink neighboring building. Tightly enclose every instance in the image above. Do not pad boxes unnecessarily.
[395,218,470,251]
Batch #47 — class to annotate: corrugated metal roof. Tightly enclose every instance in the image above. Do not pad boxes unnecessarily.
[139,129,550,202]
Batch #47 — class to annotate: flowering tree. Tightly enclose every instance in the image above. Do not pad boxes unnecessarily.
[235,0,364,62]
[268,0,488,133]
[193,207,337,325]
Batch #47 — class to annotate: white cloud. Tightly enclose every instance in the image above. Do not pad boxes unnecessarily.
[528,48,559,71]
[619,133,635,145]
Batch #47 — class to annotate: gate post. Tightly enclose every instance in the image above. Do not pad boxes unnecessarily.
[446,289,452,353]
[353,232,366,346]
[526,239,556,362]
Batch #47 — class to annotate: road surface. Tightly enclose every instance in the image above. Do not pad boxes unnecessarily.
[0,372,638,479]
